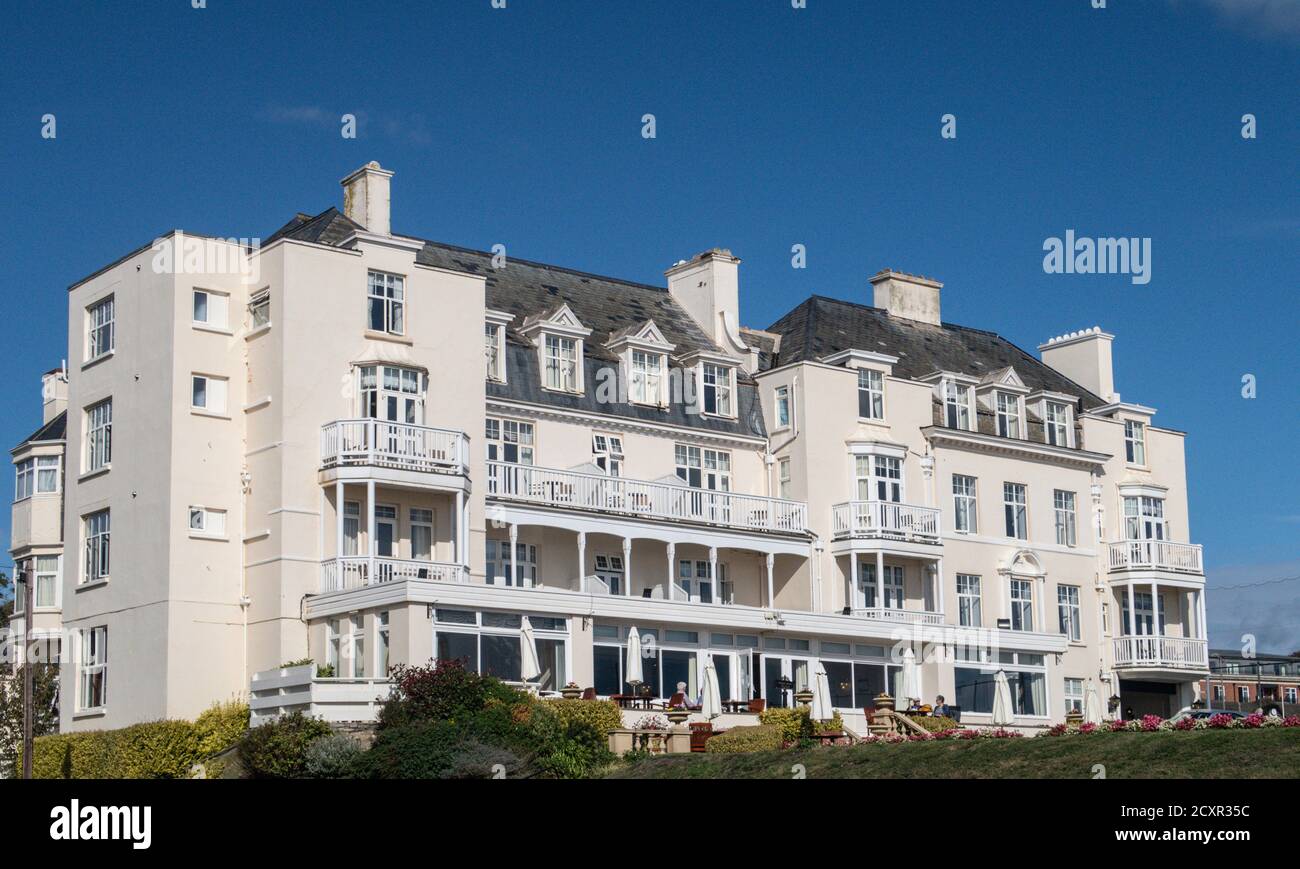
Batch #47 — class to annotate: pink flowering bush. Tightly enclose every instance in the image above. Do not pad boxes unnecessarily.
[1207,713,1234,728]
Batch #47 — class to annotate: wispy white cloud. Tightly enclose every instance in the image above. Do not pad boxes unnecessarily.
[1174,0,1300,41]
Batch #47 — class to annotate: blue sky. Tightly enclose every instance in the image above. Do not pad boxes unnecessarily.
[1,1,1296,648]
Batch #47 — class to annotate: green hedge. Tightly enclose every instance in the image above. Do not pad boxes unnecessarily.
[759,706,845,742]
[912,715,959,733]
[239,711,333,779]
[27,720,201,779]
[706,724,782,754]
[194,700,250,756]
[542,699,622,736]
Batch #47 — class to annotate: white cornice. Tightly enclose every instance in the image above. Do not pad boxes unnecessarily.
[921,426,1111,469]
[339,230,426,253]
[1090,401,1157,418]
[820,349,900,368]
[486,398,768,449]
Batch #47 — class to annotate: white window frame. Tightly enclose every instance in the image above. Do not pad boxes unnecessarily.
[1123,495,1167,541]
[367,270,406,336]
[1124,419,1147,466]
[349,614,366,678]
[1044,401,1072,447]
[544,334,581,393]
[630,349,664,405]
[1237,686,1250,704]
[376,611,391,677]
[996,391,1022,439]
[189,506,228,539]
[1054,489,1077,547]
[1003,482,1027,540]
[32,555,60,610]
[1063,677,1084,715]
[943,380,972,431]
[248,289,271,330]
[86,398,112,472]
[486,417,535,465]
[952,474,977,533]
[191,374,228,415]
[485,322,505,382]
[78,626,108,711]
[83,509,110,585]
[14,459,33,501]
[592,434,624,476]
[326,618,341,673]
[956,574,981,627]
[410,508,434,561]
[1057,584,1081,642]
[777,458,791,500]
[701,362,734,417]
[774,385,790,430]
[1009,578,1034,632]
[86,295,115,361]
[857,368,884,420]
[192,288,230,329]
[674,444,731,491]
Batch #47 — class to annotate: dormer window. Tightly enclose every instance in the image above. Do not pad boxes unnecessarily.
[630,349,665,405]
[996,391,1022,438]
[1124,420,1147,465]
[1045,401,1071,447]
[485,323,504,381]
[944,381,972,430]
[701,362,734,416]
[545,335,579,392]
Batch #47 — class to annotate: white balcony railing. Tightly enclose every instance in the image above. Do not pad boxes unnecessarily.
[832,501,941,543]
[320,419,468,474]
[1112,635,1208,670]
[486,461,809,534]
[320,556,468,593]
[1107,540,1203,574]
[850,607,945,626]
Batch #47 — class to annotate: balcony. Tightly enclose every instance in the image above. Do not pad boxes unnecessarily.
[1112,636,1208,671]
[848,607,944,626]
[486,461,809,535]
[1107,541,1203,575]
[320,556,468,593]
[831,501,941,544]
[250,664,392,725]
[320,420,468,475]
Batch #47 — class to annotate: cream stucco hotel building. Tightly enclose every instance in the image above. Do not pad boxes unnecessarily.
[7,163,1210,734]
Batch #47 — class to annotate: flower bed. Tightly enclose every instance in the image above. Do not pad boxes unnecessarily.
[1039,713,1299,737]
[859,727,1024,744]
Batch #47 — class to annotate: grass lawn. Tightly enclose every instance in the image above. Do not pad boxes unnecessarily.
[606,728,1300,779]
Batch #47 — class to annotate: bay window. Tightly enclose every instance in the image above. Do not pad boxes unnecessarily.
[359,364,424,424]
[33,556,59,609]
[1123,496,1166,540]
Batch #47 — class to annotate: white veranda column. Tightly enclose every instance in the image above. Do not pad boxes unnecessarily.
[664,541,674,598]
[335,481,344,561]
[576,531,586,592]
[708,546,718,604]
[875,550,884,612]
[935,557,945,616]
[849,551,858,611]
[508,523,519,587]
[766,553,775,607]
[367,479,376,579]
[622,537,632,597]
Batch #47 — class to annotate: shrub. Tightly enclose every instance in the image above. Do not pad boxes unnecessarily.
[353,720,463,779]
[759,706,845,742]
[239,711,333,779]
[913,715,959,734]
[377,659,521,730]
[194,700,250,756]
[279,658,313,668]
[706,724,783,753]
[26,721,201,779]
[304,732,363,779]
[444,739,525,779]
[544,698,622,736]
[115,720,201,778]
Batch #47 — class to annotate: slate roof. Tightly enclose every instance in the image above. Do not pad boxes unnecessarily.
[267,208,766,439]
[15,410,66,450]
[766,295,1106,409]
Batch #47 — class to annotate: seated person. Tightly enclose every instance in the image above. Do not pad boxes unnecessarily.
[932,695,954,718]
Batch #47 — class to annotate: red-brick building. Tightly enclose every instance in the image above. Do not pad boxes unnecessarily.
[1200,649,1300,714]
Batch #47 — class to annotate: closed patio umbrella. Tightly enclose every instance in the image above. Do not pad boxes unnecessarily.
[699,651,722,719]
[811,660,834,722]
[625,625,644,691]
[520,616,542,691]
[992,669,1014,726]
[1083,677,1103,725]
[901,647,921,707]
